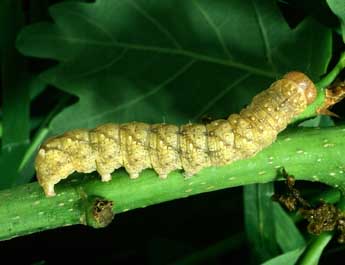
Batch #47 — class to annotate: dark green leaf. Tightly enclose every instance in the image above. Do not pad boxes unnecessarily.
[29,75,47,100]
[327,0,345,42]
[244,183,280,262]
[0,0,31,188]
[16,0,332,136]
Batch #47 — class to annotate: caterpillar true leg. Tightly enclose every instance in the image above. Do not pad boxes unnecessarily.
[101,173,112,182]
[35,72,317,197]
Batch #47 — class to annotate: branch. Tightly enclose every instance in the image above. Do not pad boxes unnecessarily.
[1,125,344,241]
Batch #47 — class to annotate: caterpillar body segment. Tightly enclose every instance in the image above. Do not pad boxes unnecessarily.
[35,72,317,196]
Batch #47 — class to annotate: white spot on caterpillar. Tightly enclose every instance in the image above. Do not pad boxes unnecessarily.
[258,171,266,175]
[284,137,291,141]
[200,182,206,185]
[68,208,74,212]
[38,149,46,157]
[188,182,194,186]
[329,172,336,176]
[323,143,334,148]
[30,192,39,198]
[68,198,74,202]
[12,216,20,220]
[268,161,273,165]
[58,202,65,207]
[185,189,193,193]
[228,177,235,181]
[33,200,40,205]
[317,158,322,162]
[268,156,274,160]
[339,171,344,174]
[312,175,319,181]
[274,165,281,169]
[296,150,304,154]
[122,208,130,212]
[38,211,44,215]
[206,185,215,190]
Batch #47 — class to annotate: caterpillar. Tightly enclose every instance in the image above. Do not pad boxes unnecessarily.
[35,71,317,197]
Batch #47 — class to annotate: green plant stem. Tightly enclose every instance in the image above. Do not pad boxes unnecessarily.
[298,232,333,265]
[0,125,344,241]
[17,128,49,173]
[18,95,70,174]
[316,52,345,89]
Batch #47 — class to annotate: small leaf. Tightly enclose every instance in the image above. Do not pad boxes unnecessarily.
[273,204,306,252]
[298,115,335,127]
[244,183,280,262]
[261,247,305,265]
[29,75,47,100]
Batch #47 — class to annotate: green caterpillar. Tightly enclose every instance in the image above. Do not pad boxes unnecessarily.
[35,71,317,196]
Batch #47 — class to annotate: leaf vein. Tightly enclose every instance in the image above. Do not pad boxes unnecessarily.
[125,0,182,49]
[85,60,196,126]
[251,0,276,74]
[62,8,117,43]
[68,48,128,79]
[192,0,232,60]
[34,35,275,78]
[192,72,251,121]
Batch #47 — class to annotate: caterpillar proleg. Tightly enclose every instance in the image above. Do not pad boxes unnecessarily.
[35,71,317,196]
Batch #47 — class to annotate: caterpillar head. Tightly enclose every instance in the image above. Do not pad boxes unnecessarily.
[283,71,317,105]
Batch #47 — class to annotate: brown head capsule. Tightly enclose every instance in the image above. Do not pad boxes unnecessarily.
[283,71,317,105]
